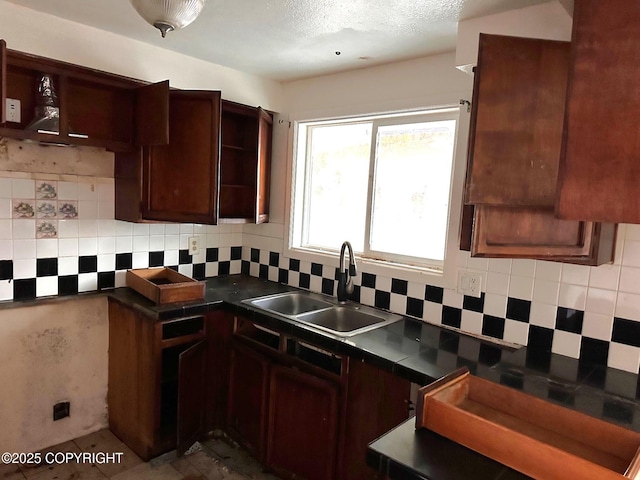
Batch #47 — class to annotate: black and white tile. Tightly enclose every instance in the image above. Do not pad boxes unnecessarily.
[242,247,640,375]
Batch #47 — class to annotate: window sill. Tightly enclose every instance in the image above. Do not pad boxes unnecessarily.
[286,246,450,288]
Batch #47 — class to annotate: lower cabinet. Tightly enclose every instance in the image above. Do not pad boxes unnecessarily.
[338,359,412,480]
[204,310,235,434]
[227,340,271,461]
[267,365,339,480]
[226,316,411,480]
[108,304,411,476]
[108,298,208,460]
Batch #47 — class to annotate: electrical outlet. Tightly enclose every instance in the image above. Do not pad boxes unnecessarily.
[457,270,482,298]
[188,236,199,255]
[5,98,21,123]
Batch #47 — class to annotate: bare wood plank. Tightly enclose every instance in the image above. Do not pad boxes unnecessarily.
[468,376,640,460]
[418,371,640,479]
[424,399,631,480]
[126,268,205,304]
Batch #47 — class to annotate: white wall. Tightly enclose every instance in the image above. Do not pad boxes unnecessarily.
[455,0,573,73]
[0,296,108,453]
[246,44,640,376]
[0,1,284,111]
[0,1,281,453]
[249,52,474,287]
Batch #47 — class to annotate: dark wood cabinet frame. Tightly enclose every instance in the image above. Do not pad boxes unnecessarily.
[461,34,616,265]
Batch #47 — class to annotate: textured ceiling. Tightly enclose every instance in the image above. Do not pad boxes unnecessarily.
[4,0,555,81]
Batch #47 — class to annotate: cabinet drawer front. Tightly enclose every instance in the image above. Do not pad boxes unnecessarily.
[162,316,205,340]
[472,205,602,261]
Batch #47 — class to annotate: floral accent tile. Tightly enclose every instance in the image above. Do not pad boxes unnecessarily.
[12,199,35,218]
[36,180,57,200]
[36,219,57,239]
[57,201,78,219]
[36,200,57,219]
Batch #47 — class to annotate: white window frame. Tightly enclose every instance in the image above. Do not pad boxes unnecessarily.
[284,104,470,289]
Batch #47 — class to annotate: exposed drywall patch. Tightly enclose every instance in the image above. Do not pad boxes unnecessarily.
[21,327,71,363]
[0,138,8,162]
[0,296,109,453]
[0,138,114,177]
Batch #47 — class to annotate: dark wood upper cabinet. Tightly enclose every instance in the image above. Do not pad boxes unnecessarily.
[0,39,161,151]
[0,40,273,226]
[219,100,272,224]
[468,205,616,265]
[142,90,221,224]
[135,80,170,146]
[557,0,640,224]
[465,34,569,207]
[462,34,616,265]
[115,96,273,225]
[0,40,7,124]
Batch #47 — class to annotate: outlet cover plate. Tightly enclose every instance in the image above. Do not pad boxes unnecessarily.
[5,98,21,123]
[188,236,199,255]
[457,270,482,298]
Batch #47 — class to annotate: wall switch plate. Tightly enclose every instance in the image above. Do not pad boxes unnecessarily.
[457,270,482,298]
[5,98,21,123]
[188,236,199,255]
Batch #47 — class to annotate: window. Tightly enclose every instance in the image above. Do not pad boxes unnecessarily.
[290,108,459,271]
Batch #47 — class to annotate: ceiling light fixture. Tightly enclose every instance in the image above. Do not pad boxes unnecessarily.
[130,0,206,38]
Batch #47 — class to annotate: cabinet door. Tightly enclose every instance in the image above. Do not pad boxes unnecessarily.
[0,39,6,124]
[470,205,616,265]
[227,341,270,460]
[135,79,169,146]
[462,34,616,265]
[255,107,272,224]
[143,90,221,224]
[267,365,339,480]
[558,0,640,223]
[205,311,234,432]
[339,359,411,480]
[466,34,569,207]
[218,100,272,223]
[177,340,207,456]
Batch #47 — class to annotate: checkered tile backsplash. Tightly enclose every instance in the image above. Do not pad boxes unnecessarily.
[241,246,640,375]
[0,173,243,302]
[3,171,640,376]
[0,247,242,301]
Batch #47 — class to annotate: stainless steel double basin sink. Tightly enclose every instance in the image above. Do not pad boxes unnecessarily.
[242,291,403,337]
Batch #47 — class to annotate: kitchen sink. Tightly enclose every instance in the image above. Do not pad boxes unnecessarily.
[243,292,402,337]
[296,306,387,332]
[246,292,333,316]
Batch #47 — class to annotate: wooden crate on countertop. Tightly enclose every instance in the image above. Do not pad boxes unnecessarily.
[125,267,205,305]
[416,367,640,480]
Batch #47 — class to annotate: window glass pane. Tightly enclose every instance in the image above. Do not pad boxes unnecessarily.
[303,123,371,251]
[370,120,456,261]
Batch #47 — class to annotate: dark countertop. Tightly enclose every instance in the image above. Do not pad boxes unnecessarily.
[367,419,530,480]
[109,274,640,480]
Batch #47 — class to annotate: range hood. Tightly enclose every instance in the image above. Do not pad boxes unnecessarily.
[25,74,87,139]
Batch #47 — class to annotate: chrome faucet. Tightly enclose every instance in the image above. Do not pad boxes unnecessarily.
[337,241,357,303]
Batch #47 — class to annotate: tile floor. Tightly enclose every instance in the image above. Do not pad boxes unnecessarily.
[1,430,281,480]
